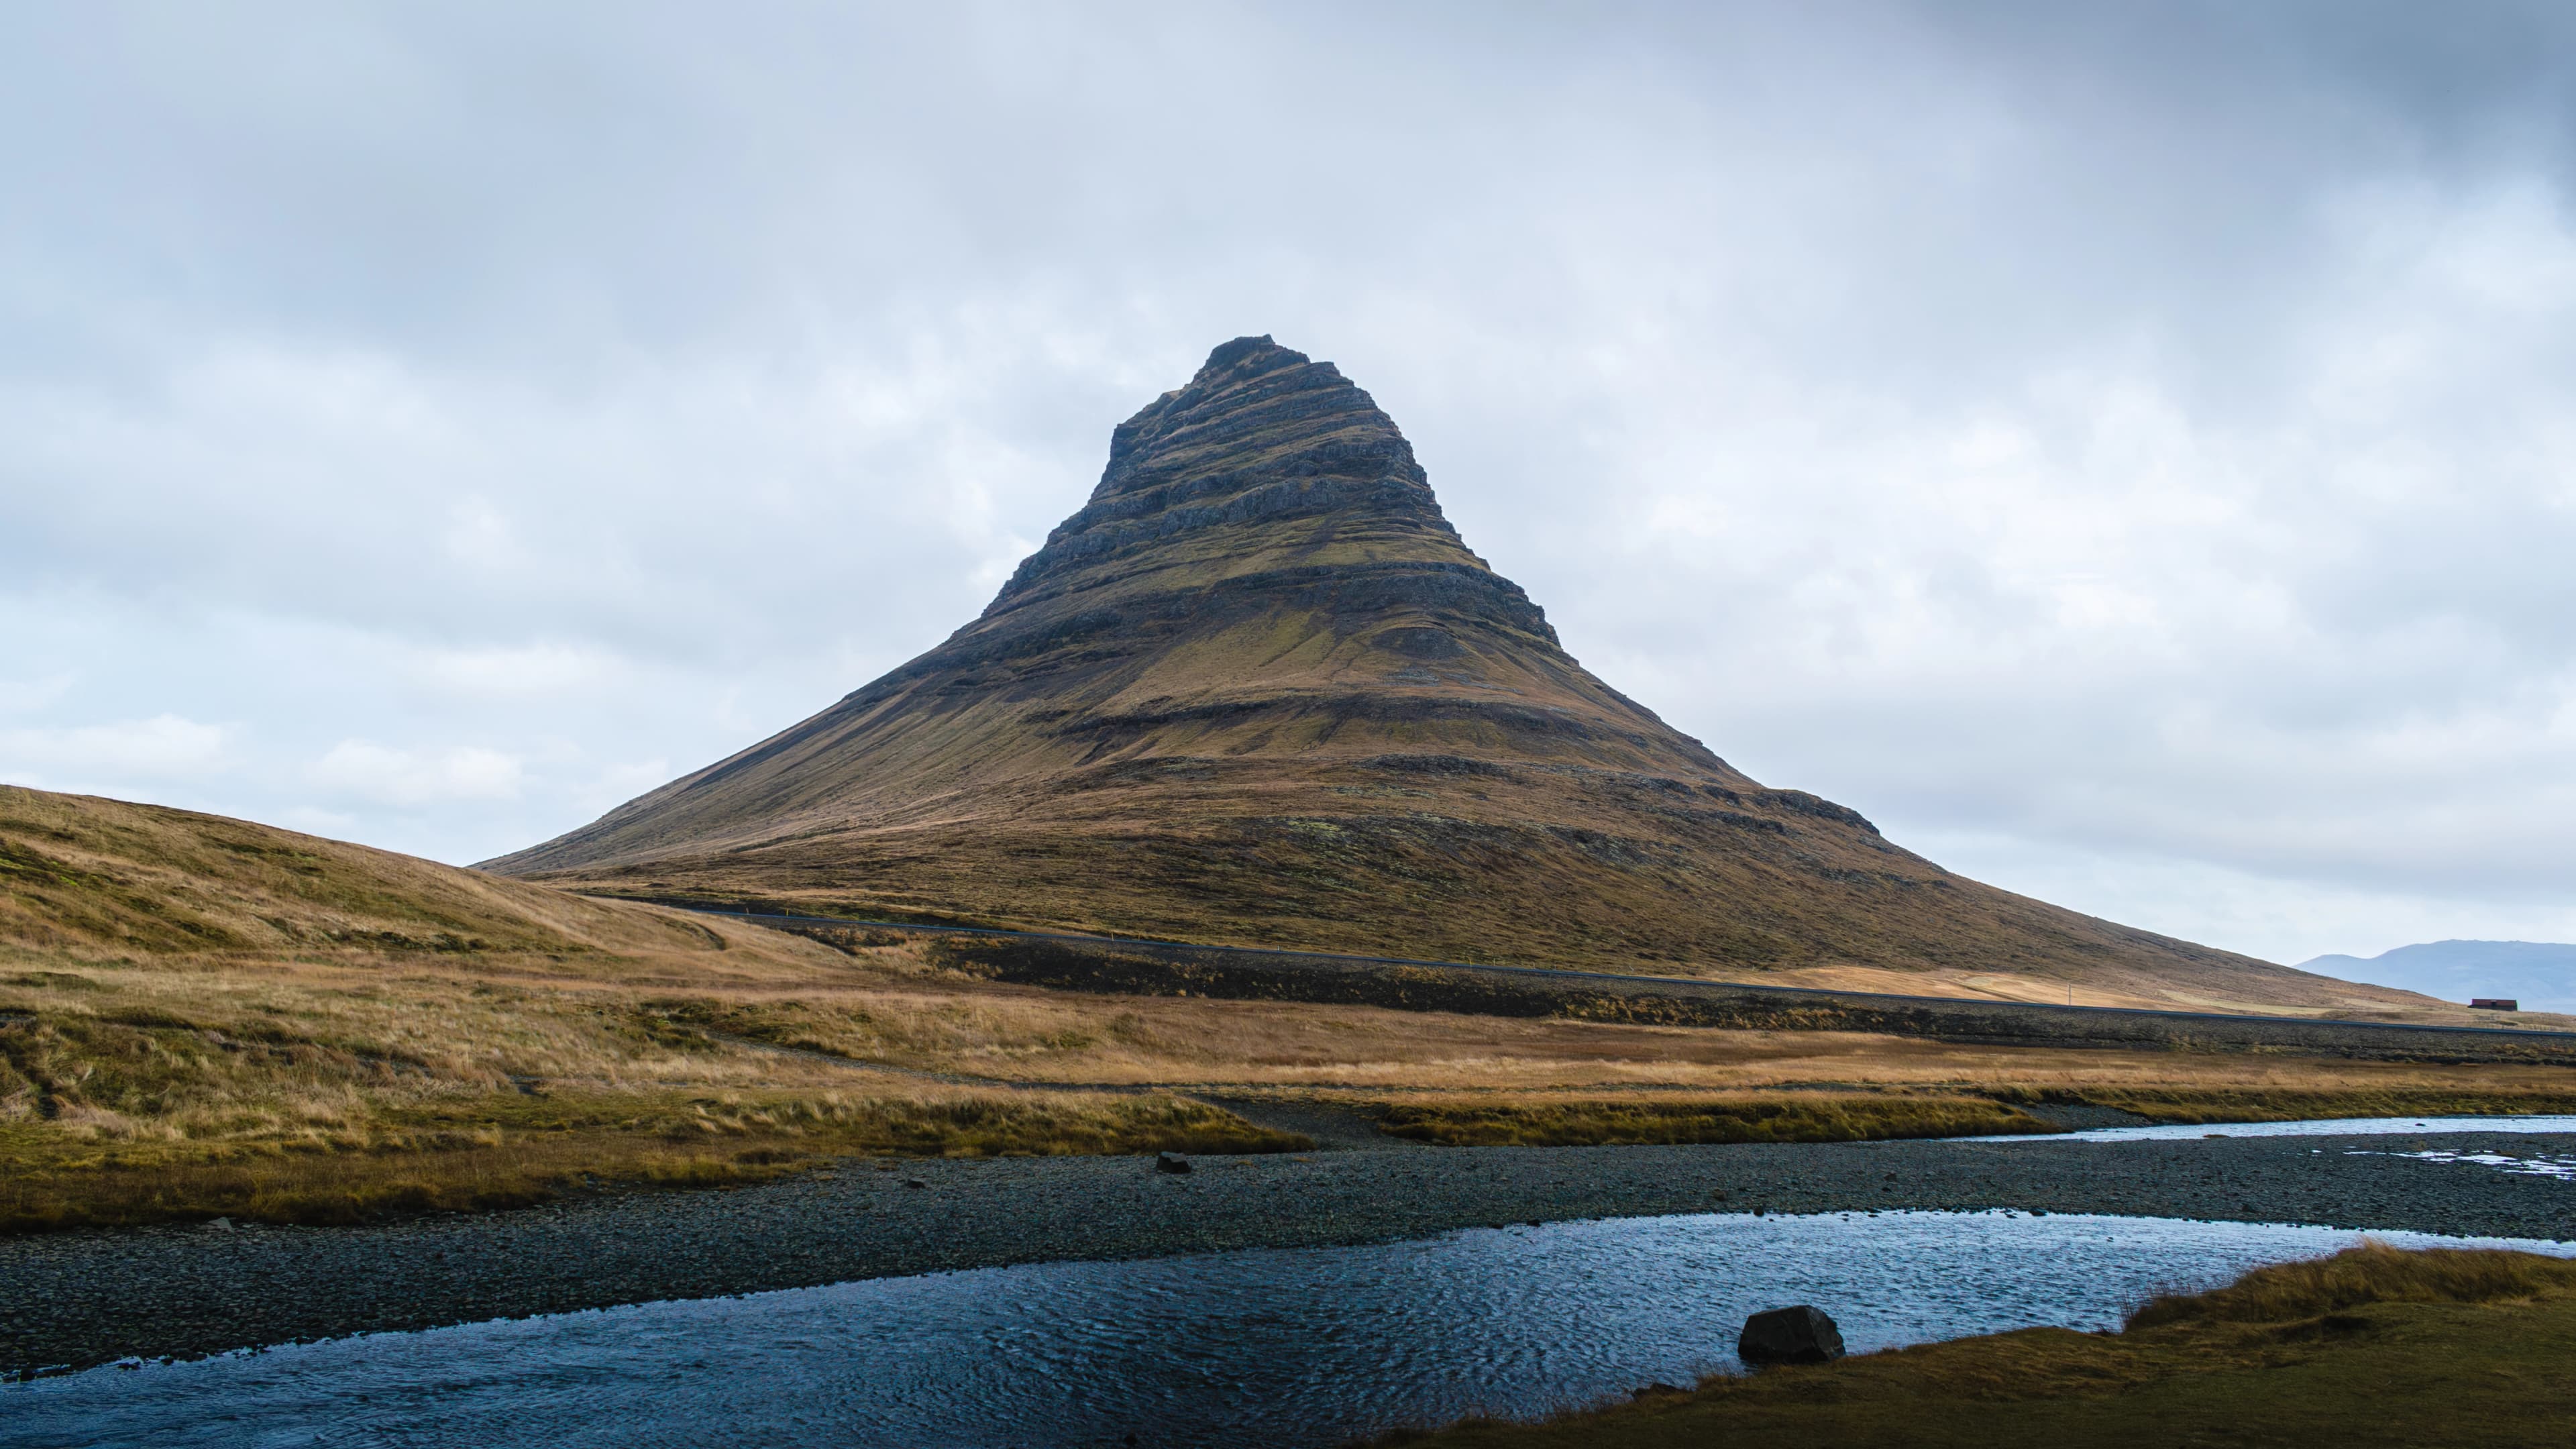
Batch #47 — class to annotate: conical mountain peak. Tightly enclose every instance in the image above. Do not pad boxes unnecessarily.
[1093,335,1377,500]
[486,339,2304,1013]
[989,335,1479,618]
[495,335,1732,869]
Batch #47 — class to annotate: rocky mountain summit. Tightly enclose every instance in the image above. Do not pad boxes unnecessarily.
[486,338,2404,1010]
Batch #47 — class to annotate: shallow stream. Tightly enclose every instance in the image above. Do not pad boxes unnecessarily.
[9,1208,2567,1449]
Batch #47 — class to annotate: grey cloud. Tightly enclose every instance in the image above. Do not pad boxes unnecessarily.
[4,1,2573,956]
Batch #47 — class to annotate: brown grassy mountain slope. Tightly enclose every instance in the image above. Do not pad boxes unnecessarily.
[485,337,2411,1014]
[0,782,775,967]
[0,784,1309,1230]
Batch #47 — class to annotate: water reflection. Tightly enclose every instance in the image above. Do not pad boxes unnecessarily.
[7,1211,2567,1449]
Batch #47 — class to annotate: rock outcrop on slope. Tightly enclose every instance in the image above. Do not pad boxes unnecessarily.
[484,337,2407,1012]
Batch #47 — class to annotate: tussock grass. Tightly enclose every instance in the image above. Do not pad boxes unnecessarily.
[0,1087,1302,1232]
[2129,1240,2576,1329]
[1375,1095,2056,1146]
[2009,1084,2576,1126]
[13,951,2571,1236]
[0,949,1307,1232]
[632,993,1142,1073]
[1378,1246,2576,1448]
[617,983,2576,1106]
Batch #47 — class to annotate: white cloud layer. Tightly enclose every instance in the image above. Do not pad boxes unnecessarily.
[309,741,525,808]
[0,715,232,786]
[3,1,2572,963]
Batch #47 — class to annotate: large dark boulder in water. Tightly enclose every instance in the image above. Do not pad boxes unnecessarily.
[1737,1305,1846,1366]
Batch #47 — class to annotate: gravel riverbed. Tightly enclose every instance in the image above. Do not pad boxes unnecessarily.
[6,1112,2572,1379]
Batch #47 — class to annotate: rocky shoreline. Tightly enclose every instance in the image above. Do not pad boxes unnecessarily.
[5,1112,2571,1379]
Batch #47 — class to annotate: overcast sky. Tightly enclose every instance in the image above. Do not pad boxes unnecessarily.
[5,1,2573,966]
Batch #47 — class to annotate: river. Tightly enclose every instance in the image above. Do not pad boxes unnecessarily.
[8,1205,2567,1449]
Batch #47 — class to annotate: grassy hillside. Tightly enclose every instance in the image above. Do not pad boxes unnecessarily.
[483,339,2428,1015]
[1380,1244,2576,1448]
[0,785,1304,1230]
[9,784,2564,1233]
[1,780,739,961]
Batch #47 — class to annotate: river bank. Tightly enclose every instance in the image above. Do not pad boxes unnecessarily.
[1373,1242,2576,1449]
[6,1114,2572,1378]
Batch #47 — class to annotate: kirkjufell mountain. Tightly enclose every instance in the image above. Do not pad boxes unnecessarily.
[486,337,2402,1011]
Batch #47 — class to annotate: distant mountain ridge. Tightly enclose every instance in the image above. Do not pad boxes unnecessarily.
[484,337,2429,1014]
[2301,941,2576,1014]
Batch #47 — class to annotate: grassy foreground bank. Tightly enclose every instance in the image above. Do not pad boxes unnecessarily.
[1370,1087,2576,1148]
[1377,1244,2576,1448]
[0,1084,1301,1233]
[2002,1083,2576,1126]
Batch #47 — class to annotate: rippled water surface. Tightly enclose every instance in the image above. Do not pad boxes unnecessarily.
[11,1210,2570,1449]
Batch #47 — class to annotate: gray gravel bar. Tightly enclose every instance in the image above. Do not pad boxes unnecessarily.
[6,1125,2573,1379]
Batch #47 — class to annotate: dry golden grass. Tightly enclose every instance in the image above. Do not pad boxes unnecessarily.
[9,782,2571,1232]
[0,782,777,964]
[608,965,2576,1112]
[0,947,1327,1231]
[1379,1246,2576,1448]
[16,941,2566,1177]
[0,1086,1301,1233]
[1374,1096,2055,1147]
[0,784,1324,1230]
[1756,961,2576,1028]
[1998,1082,2576,1125]
[14,932,2575,1232]
[2129,1240,2576,1329]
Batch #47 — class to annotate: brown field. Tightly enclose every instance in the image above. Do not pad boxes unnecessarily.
[9,782,2575,1234]
[0,1083,1300,1234]
[0,934,1327,1232]
[1372,1097,2057,1147]
[608,946,2576,1106]
[1378,1243,2576,1448]
[15,932,2576,1233]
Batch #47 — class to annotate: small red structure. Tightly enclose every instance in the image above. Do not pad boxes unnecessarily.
[2469,998,2519,1011]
